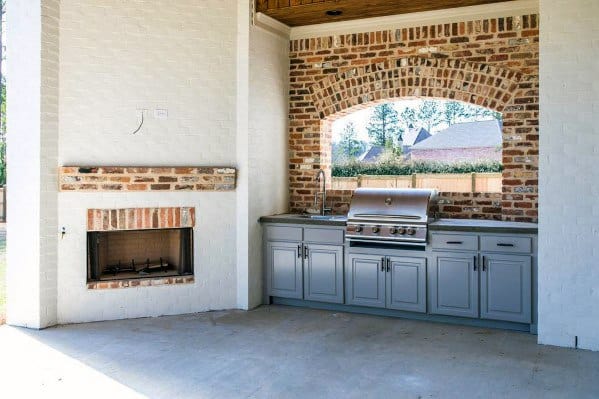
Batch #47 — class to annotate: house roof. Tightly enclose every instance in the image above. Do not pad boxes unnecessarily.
[359,145,385,163]
[403,127,431,147]
[411,120,502,150]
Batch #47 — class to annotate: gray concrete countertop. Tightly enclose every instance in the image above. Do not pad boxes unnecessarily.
[259,213,347,226]
[430,218,538,234]
[259,214,537,233]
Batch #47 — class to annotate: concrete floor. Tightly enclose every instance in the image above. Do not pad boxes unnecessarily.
[1,306,598,398]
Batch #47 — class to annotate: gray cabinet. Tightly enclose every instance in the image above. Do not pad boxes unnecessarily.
[346,254,386,308]
[267,241,303,299]
[304,244,344,304]
[386,256,427,313]
[430,253,479,318]
[346,254,427,312]
[481,253,532,323]
[265,225,345,303]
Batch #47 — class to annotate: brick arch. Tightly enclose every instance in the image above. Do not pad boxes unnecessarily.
[308,57,523,119]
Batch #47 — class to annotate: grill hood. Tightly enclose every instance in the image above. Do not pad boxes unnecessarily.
[347,188,437,224]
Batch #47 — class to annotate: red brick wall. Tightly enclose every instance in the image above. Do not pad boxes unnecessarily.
[288,14,539,222]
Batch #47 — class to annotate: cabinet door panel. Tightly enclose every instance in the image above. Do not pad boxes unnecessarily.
[430,253,479,318]
[267,241,303,299]
[304,245,343,304]
[481,254,531,323]
[346,254,385,308]
[386,257,426,313]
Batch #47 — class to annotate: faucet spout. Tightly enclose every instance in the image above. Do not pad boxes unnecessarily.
[315,169,330,216]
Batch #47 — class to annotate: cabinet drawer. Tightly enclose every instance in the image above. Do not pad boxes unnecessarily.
[304,228,344,245]
[265,226,302,242]
[431,233,478,251]
[480,236,532,254]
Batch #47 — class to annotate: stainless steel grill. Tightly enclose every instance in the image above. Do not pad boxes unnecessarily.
[346,188,437,246]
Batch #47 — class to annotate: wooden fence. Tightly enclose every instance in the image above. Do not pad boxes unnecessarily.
[331,172,501,193]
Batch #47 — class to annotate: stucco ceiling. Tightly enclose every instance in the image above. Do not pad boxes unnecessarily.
[256,0,516,27]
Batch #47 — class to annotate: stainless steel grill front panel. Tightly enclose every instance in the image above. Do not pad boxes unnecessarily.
[346,188,437,244]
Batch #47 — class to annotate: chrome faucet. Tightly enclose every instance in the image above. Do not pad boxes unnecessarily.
[314,169,331,216]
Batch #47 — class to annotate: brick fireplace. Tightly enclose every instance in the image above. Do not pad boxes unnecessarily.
[86,207,195,290]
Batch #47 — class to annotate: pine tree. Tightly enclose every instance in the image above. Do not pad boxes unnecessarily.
[416,100,444,132]
[443,101,502,126]
[366,104,402,147]
[338,122,363,159]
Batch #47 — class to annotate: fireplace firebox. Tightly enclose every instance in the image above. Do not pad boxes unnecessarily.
[87,228,193,282]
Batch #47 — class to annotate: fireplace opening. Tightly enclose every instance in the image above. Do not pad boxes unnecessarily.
[87,228,193,282]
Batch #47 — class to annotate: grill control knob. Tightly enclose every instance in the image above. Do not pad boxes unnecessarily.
[406,227,416,236]
[355,225,363,233]
[397,227,406,235]
[372,226,380,234]
[389,227,398,235]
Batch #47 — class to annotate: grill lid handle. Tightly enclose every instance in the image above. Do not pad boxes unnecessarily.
[353,214,422,220]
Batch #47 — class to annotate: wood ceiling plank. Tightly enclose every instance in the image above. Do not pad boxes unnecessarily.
[257,0,515,27]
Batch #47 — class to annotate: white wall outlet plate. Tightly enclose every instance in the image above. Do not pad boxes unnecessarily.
[154,109,168,120]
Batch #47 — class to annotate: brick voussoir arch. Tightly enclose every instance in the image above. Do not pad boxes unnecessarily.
[309,56,523,118]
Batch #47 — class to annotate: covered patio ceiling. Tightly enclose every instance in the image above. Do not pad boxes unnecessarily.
[255,0,516,26]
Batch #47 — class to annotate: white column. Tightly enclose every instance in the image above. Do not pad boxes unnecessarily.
[538,0,599,350]
[236,0,251,310]
[6,0,59,328]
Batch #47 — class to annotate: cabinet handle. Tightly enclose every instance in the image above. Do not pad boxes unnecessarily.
[381,257,385,272]
[298,245,302,258]
[473,255,477,271]
[304,245,309,259]
[447,241,463,245]
[482,256,486,272]
[497,243,514,247]
[386,258,391,273]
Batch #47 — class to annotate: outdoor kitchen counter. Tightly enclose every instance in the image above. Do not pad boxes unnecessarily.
[259,214,347,226]
[430,218,538,234]
[259,214,538,233]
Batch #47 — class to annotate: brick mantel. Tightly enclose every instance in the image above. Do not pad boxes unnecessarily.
[59,166,236,192]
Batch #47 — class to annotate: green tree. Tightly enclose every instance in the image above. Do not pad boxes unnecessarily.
[443,100,501,126]
[398,107,418,141]
[0,1,5,185]
[338,122,363,159]
[366,103,402,147]
[416,100,444,132]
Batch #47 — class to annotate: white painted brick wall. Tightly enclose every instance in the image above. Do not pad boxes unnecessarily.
[539,0,599,351]
[59,0,237,166]
[56,0,240,323]
[7,0,60,329]
[247,26,290,307]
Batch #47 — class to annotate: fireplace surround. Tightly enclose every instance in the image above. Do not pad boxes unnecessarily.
[86,206,196,289]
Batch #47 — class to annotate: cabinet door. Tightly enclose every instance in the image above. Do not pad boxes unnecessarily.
[430,253,479,318]
[345,254,386,308]
[267,241,303,299]
[386,256,427,313]
[304,244,344,304]
[481,253,532,323]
